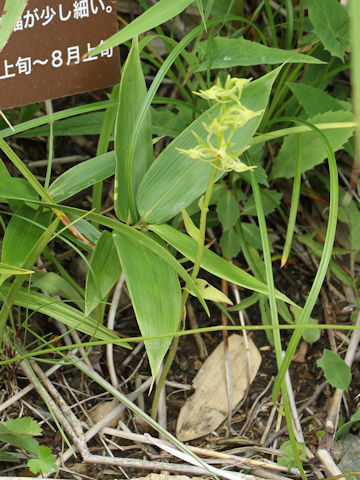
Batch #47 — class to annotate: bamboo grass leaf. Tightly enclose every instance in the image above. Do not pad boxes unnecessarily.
[113,231,182,378]
[48,152,115,203]
[114,37,152,222]
[85,231,122,316]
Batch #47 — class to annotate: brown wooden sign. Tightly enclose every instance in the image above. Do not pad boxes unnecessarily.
[0,0,120,109]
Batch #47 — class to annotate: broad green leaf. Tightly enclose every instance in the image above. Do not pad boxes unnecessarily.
[0,0,27,52]
[241,190,282,217]
[277,440,306,470]
[114,37,152,221]
[287,83,344,117]
[138,67,282,224]
[0,417,42,436]
[27,446,57,474]
[85,231,122,316]
[32,272,84,310]
[152,106,193,138]
[64,214,101,245]
[216,189,240,230]
[291,305,320,344]
[0,177,38,203]
[88,0,194,56]
[0,419,40,456]
[193,37,324,71]
[17,112,105,138]
[316,349,351,390]
[48,152,115,203]
[28,203,209,314]
[308,0,350,60]
[113,231,182,378]
[336,408,360,440]
[271,110,353,179]
[189,278,232,304]
[241,223,263,250]
[220,227,241,260]
[0,282,126,343]
[1,206,53,268]
[150,223,293,304]
[18,107,192,139]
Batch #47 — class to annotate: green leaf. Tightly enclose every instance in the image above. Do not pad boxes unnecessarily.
[27,446,57,474]
[240,223,263,250]
[0,263,33,276]
[85,231,122,316]
[242,189,282,216]
[17,112,105,137]
[0,177,38,203]
[1,206,53,268]
[193,37,324,71]
[291,305,320,344]
[220,227,241,260]
[151,106,193,138]
[316,349,351,390]
[0,417,42,436]
[32,272,84,310]
[216,189,240,230]
[189,278,233,304]
[181,208,200,242]
[277,440,306,470]
[113,231,182,378]
[0,424,40,456]
[114,37,153,222]
[0,0,27,52]
[0,282,126,344]
[336,408,360,440]
[138,67,282,224]
[271,110,353,179]
[308,0,350,60]
[87,0,194,56]
[287,83,344,117]
[48,152,115,203]
[150,223,293,304]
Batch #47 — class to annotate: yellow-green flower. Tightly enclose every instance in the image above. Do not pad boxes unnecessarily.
[194,76,250,104]
[177,76,261,173]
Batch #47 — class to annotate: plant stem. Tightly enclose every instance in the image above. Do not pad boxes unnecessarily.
[151,165,218,419]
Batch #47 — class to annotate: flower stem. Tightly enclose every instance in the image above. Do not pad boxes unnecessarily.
[151,165,218,419]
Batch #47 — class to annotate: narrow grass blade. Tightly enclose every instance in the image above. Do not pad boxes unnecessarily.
[87,0,194,56]
[272,118,339,406]
[281,134,302,266]
[150,223,294,304]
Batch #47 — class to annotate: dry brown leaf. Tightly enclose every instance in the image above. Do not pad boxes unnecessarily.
[89,399,122,427]
[176,335,261,441]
